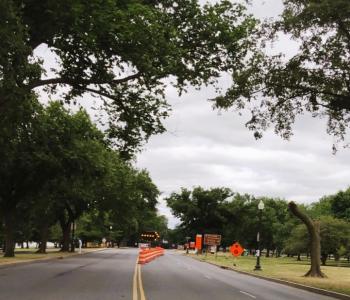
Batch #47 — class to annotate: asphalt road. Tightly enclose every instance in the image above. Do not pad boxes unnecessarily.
[0,248,138,300]
[141,251,339,300]
[0,248,342,300]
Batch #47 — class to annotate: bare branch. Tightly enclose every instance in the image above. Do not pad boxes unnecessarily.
[27,73,140,90]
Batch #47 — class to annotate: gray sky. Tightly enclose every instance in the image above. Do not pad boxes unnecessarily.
[135,0,350,228]
[34,1,350,229]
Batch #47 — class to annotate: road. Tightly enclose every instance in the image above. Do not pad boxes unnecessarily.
[0,248,137,300]
[0,248,341,300]
[142,251,338,300]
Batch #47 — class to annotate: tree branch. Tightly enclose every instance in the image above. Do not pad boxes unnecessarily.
[81,86,129,113]
[27,72,140,89]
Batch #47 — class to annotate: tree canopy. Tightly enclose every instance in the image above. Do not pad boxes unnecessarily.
[214,0,350,149]
[1,0,256,157]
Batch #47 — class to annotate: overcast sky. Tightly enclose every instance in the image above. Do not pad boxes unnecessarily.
[35,0,350,229]
[135,0,350,228]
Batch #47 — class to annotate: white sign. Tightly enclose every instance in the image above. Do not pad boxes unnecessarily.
[256,250,260,257]
[78,239,82,254]
[102,238,107,243]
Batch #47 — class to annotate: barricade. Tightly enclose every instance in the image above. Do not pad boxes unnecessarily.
[138,247,164,264]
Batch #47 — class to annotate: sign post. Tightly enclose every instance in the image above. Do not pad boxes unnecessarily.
[203,234,221,257]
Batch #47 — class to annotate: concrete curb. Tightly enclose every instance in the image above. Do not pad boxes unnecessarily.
[0,248,109,270]
[194,257,350,300]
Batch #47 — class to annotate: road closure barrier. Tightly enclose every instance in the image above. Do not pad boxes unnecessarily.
[138,247,164,264]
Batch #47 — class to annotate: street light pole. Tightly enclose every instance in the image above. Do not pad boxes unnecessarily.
[254,200,264,271]
[109,225,113,248]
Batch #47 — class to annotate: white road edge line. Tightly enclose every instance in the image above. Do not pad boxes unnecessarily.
[240,290,256,299]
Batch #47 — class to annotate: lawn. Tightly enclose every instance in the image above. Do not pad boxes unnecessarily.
[189,252,350,296]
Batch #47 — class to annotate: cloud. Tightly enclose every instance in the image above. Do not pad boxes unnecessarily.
[31,0,350,230]
[137,82,350,228]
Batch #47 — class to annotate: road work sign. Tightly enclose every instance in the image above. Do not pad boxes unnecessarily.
[230,242,244,257]
[204,234,221,246]
[195,234,202,250]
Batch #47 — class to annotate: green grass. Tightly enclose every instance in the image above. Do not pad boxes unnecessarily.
[189,252,350,296]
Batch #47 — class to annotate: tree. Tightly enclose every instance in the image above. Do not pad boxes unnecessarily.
[1,0,256,158]
[284,224,309,260]
[284,215,350,265]
[319,216,350,265]
[166,187,232,239]
[0,98,45,257]
[309,196,334,219]
[331,188,350,221]
[288,202,325,277]
[30,102,108,253]
[213,0,350,148]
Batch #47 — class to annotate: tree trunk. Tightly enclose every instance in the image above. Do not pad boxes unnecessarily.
[37,225,49,254]
[321,253,327,266]
[297,253,301,261]
[26,240,29,249]
[59,219,71,252]
[70,221,75,253]
[3,212,15,257]
[288,202,326,278]
[266,248,270,257]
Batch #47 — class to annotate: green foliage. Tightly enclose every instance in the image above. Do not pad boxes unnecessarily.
[309,196,334,219]
[166,187,232,238]
[284,215,350,265]
[167,187,296,252]
[284,224,309,256]
[331,187,350,221]
[1,0,256,157]
[0,100,166,254]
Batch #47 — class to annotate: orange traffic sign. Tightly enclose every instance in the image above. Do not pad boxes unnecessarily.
[230,242,244,257]
[195,234,202,250]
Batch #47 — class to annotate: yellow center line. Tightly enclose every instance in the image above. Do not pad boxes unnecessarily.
[133,259,138,300]
[138,264,147,300]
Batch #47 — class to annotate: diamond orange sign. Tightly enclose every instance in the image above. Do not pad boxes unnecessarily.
[230,242,244,257]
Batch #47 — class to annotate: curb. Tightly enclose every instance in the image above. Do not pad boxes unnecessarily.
[194,257,350,300]
[0,248,109,270]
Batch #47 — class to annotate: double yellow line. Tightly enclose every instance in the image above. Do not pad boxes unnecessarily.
[133,261,146,300]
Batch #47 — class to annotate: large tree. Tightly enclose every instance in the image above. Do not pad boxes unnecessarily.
[166,187,232,238]
[1,0,256,157]
[288,202,325,277]
[214,0,350,149]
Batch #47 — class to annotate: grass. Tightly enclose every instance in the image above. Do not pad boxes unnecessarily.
[189,252,350,296]
[0,247,104,266]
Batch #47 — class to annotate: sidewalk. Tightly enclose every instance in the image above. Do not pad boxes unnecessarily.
[0,248,107,267]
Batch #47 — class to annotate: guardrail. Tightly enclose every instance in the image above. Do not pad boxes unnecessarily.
[138,247,164,264]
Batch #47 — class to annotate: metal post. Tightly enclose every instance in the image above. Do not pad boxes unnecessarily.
[71,221,75,252]
[185,236,190,254]
[254,209,262,270]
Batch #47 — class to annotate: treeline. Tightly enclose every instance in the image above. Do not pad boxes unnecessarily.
[0,100,166,257]
[167,187,350,265]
